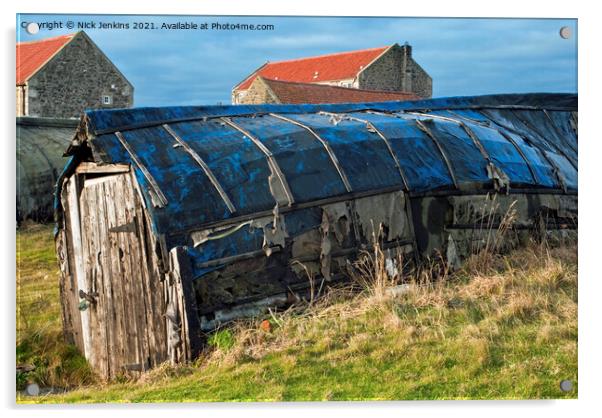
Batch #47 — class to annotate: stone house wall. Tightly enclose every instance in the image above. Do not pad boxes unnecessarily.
[401,50,432,99]
[357,46,403,92]
[358,44,432,98]
[235,77,279,104]
[25,32,133,118]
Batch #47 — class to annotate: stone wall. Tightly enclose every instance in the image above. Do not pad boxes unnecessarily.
[357,46,403,92]
[26,32,133,118]
[401,48,432,99]
[236,77,279,104]
[358,44,432,98]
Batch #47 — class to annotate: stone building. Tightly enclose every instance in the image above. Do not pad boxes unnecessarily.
[232,43,431,104]
[16,31,133,118]
[242,76,419,104]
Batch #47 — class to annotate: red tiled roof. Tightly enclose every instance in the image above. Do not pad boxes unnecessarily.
[16,33,75,85]
[260,77,419,104]
[235,45,390,91]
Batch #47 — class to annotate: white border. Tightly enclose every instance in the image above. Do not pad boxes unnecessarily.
[3,1,600,417]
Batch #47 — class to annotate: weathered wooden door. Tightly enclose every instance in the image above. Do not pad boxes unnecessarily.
[77,172,168,379]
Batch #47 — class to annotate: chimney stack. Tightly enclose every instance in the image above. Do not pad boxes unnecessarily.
[400,42,413,93]
[401,42,412,57]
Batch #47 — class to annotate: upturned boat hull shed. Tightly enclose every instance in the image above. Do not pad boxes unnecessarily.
[55,93,577,379]
[17,117,78,223]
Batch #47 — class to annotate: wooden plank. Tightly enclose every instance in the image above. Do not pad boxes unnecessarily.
[163,259,172,361]
[177,283,187,362]
[56,229,76,345]
[136,205,156,364]
[133,176,167,368]
[165,253,185,363]
[80,181,101,376]
[56,188,84,351]
[165,275,178,364]
[89,181,110,379]
[76,184,90,352]
[100,177,127,378]
[143,213,165,366]
[109,176,130,372]
[103,180,125,378]
[171,247,203,361]
[96,181,115,379]
[133,205,157,369]
[63,228,84,351]
[66,176,93,364]
[76,162,130,175]
[122,173,151,372]
[140,207,168,365]
[110,176,140,374]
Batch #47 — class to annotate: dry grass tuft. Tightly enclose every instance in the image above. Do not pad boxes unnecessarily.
[137,362,194,385]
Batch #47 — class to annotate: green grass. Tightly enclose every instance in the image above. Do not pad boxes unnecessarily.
[16,223,95,393]
[16,225,577,403]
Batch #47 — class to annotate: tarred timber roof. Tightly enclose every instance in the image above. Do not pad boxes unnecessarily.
[16,33,75,85]
[260,77,419,104]
[235,45,390,91]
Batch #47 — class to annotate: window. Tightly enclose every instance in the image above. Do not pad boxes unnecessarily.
[102,95,112,105]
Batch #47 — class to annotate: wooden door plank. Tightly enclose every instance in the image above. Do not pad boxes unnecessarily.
[96,181,116,378]
[101,178,127,377]
[67,176,94,366]
[128,173,164,369]
[80,181,102,377]
[56,187,84,352]
[171,247,203,361]
[122,173,151,372]
[140,207,168,365]
[111,177,141,373]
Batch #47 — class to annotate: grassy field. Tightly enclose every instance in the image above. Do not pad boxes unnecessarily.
[16,224,95,392]
[16,224,577,403]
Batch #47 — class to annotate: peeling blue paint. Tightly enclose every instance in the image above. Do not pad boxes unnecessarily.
[55,93,578,279]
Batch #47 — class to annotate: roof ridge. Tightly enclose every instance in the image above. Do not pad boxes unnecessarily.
[265,45,391,65]
[234,45,393,91]
[16,32,78,85]
[81,93,578,136]
[261,77,414,95]
[232,62,269,92]
[16,32,76,45]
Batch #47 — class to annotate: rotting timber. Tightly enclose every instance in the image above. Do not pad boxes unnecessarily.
[54,93,577,379]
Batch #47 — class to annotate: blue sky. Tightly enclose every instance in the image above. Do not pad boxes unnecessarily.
[17,15,577,107]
